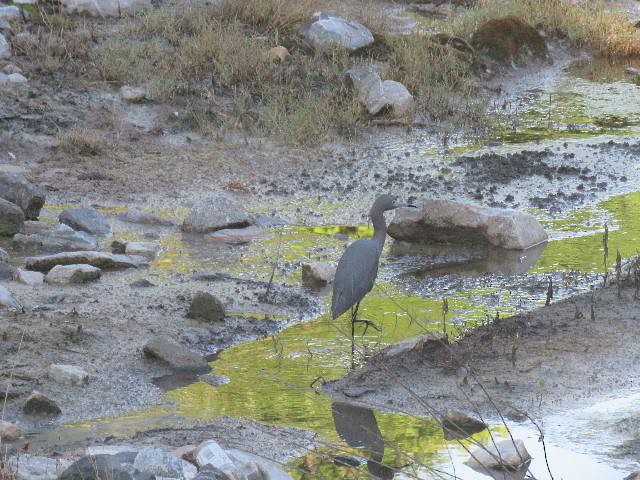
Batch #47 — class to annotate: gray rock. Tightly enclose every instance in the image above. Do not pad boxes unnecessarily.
[25,251,147,272]
[193,440,233,470]
[187,292,226,322]
[199,373,230,387]
[13,224,98,253]
[342,386,374,398]
[191,464,231,480]
[0,284,21,310]
[85,445,139,457]
[0,198,25,236]
[0,173,45,220]
[12,268,45,286]
[23,391,61,416]
[227,449,293,480]
[130,279,155,288]
[59,455,131,480]
[205,226,270,244]
[0,420,21,441]
[0,18,11,35]
[59,207,111,235]
[21,221,50,234]
[116,209,174,226]
[143,336,210,373]
[48,364,89,385]
[625,473,640,480]
[441,410,488,440]
[45,264,102,284]
[0,72,28,84]
[133,446,197,479]
[0,246,8,263]
[0,32,10,60]
[60,0,150,16]
[120,85,146,103]
[301,12,374,51]
[0,6,22,20]
[124,241,158,259]
[465,438,531,470]
[7,454,72,480]
[345,67,414,119]
[182,193,252,234]
[625,67,640,77]
[388,199,548,250]
[301,262,336,286]
[0,247,11,279]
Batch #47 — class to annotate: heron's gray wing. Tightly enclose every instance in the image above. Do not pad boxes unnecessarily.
[331,239,380,319]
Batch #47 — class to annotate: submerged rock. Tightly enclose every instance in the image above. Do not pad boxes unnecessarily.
[59,207,111,236]
[388,199,548,250]
[182,193,253,233]
[301,12,374,52]
[0,172,45,220]
[0,420,21,441]
[441,410,488,440]
[45,264,101,284]
[470,16,547,65]
[0,197,25,236]
[23,391,61,416]
[466,438,531,470]
[25,251,147,272]
[7,454,72,480]
[48,364,89,385]
[143,336,211,373]
[301,262,336,286]
[187,292,226,322]
[12,268,45,286]
[13,224,98,253]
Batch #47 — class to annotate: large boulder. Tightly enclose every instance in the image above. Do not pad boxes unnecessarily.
[133,447,197,479]
[23,391,61,416]
[187,292,226,323]
[25,251,147,272]
[465,438,531,470]
[59,455,131,480]
[45,264,101,284]
[143,336,211,373]
[182,193,252,233]
[59,207,111,236]
[470,16,547,65]
[301,12,374,52]
[346,66,414,120]
[0,198,24,236]
[388,200,548,250]
[60,0,150,17]
[13,224,98,253]
[0,173,45,220]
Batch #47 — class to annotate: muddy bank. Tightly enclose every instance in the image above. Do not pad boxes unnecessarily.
[325,280,640,445]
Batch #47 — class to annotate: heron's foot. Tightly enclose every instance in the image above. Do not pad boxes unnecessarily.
[353,319,381,335]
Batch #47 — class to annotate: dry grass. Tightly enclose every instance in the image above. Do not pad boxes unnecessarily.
[455,0,640,57]
[57,127,108,156]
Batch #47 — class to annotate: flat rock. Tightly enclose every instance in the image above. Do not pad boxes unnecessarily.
[0,420,21,441]
[133,446,197,479]
[45,264,102,284]
[23,391,61,416]
[0,197,25,236]
[466,438,531,470]
[59,455,131,480]
[7,454,72,480]
[124,241,158,259]
[116,209,174,226]
[441,410,488,440]
[0,284,21,310]
[48,364,89,385]
[187,292,226,322]
[0,172,45,220]
[182,193,253,233]
[301,12,374,51]
[26,251,147,272]
[120,85,146,102]
[388,199,548,250]
[13,224,98,253]
[143,336,211,373]
[205,225,270,244]
[12,268,45,286]
[59,207,111,235]
[301,262,336,286]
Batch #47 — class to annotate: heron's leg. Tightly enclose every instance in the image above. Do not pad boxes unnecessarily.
[350,302,360,370]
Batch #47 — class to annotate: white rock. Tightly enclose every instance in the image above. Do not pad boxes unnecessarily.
[0,420,21,441]
[0,284,21,310]
[301,262,336,286]
[7,455,72,480]
[0,6,22,20]
[49,364,89,386]
[133,446,196,479]
[388,199,548,250]
[346,66,414,119]
[45,264,101,284]
[86,445,139,456]
[301,12,374,51]
[13,268,45,286]
[120,85,146,103]
[466,438,531,470]
[193,440,233,469]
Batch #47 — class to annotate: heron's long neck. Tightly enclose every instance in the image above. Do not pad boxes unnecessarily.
[371,210,387,252]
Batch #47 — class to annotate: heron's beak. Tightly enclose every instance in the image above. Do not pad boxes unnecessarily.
[396,203,417,209]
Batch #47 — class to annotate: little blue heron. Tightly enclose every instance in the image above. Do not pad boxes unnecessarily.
[331,194,415,365]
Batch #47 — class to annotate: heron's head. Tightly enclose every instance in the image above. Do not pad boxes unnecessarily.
[369,194,416,217]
